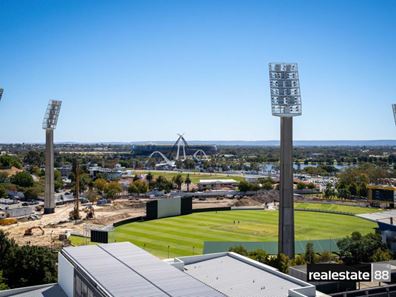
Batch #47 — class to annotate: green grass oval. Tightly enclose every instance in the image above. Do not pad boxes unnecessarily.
[108,210,376,258]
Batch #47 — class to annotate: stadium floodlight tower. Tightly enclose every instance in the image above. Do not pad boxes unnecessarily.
[269,63,302,258]
[392,104,396,126]
[0,88,4,101]
[42,100,62,214]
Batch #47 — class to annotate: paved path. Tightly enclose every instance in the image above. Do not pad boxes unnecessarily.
[357,210,396,223]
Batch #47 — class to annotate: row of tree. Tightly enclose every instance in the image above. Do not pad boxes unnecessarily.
[127,173,192,194]
[229,231,393,273]
[0,231,58,289]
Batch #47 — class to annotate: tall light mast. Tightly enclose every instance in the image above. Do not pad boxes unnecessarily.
[392,104,396,126]
[0,88,4,101]
[42,100,62,214]
[269,63,302,258]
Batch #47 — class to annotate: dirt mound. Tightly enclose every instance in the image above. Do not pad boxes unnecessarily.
[234,198,261,206]
[233,190,280,207]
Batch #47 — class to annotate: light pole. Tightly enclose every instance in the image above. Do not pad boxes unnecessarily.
[392,104,396,126]
[42,100,62,214]
[269,63,302,258]
[0,88,3,101]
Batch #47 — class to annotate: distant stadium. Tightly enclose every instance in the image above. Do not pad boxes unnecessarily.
[131,143,217,157]
[131,134,217,157]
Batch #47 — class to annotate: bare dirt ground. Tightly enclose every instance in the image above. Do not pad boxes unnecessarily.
[0,200,145,248]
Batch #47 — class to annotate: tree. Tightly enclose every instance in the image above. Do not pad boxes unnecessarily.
[86,190,98,203]
[128,180,148,194]
[105,181,122,199]
[79,173,92,192]
[0,185,6,198]
[0,155,22,169]
[371,248,392,262]
[154,176,173,192]
[292,254,306,266]
[5,245,57,288]
[172,174,184,191]
[238,180,251,192]
[230,246,289,273]
[318,251,336,263]
[262,180,273,190]
[146,172,153,183]
[0,231,57,289]
[268,253,290,273]
[296,182,306,190]
[185,174,192,192]
[24,188,38,200]
[337,232,390,265]
[94,178,108,193]
[0,172,8,183]
[304,242,317,264]
[23,151,44,167]
[10,171,34,188]
[229,245,248,256]
[238,181,259,192]
[248,249,269,263]
[336,163,389,199]
[0,271,8,290]
[54,170,63,191]
[307,183,316,190]
[324,183,335,198]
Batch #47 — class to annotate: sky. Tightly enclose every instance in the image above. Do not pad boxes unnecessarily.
[0,0,396,143]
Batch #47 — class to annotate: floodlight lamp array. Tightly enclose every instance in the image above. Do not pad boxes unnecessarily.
[269,63,302,117]
[0,88,3,101]
[42,100,62,129]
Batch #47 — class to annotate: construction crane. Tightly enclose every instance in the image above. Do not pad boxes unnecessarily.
[69,159,81,220]
[24,226,45,236]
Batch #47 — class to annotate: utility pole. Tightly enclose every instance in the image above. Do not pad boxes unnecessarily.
[70,159,81,220]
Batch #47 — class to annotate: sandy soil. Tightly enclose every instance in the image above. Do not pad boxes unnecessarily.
[0,200,145,248]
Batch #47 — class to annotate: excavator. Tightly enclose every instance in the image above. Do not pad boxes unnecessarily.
[83,206,95,219]
[24,226,45,236]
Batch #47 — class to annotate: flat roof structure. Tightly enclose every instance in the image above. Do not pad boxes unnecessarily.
[357,209,393,222]
[179,252,316,297]
[0,284,67,297]
[198,179,238,184]
[61,242,225,297]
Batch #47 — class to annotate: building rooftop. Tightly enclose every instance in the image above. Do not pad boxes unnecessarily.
[0,284,67,297]
[62,242,225,297]
[198,179,238,184]
[179,252,316,297]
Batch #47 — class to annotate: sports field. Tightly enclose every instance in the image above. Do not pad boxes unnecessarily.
[82,208,377,258]
[133,170,245,183]
[294,202,380,214]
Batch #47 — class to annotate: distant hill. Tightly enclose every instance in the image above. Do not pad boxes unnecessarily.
[5,140,396,147]
[127,140,396,147]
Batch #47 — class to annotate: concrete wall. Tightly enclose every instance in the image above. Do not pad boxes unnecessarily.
[58,253,74,297]
[6,206,32,218]
[157,197,181,218]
